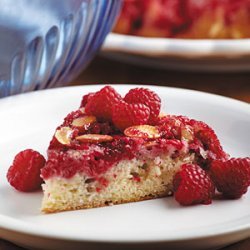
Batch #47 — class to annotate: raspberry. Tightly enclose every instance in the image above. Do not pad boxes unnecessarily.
[85,86,122,121]
[157,115,190,139]
[124,88,161,124]
[80,92,95,107]
[173,163,215,206]
[210,158,250,199]
[112,101,150,131]
[7,149,46,192]
[190,120,229,163]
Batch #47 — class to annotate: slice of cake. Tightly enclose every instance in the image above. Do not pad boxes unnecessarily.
[114,0,250,39]
[40,86,228,213]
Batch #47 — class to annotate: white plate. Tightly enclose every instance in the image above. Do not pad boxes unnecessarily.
[102,33,250,71]
[0,85,250,250]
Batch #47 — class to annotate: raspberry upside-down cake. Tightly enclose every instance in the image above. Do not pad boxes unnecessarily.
[6,86,250,213]
[37,86,240,213]
[114,0,250,38]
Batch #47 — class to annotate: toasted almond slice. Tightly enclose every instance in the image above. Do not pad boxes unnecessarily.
[159,112,167,118]
[124,125,160,139]
[144,141,158,148]
[55,127,73,145]
[181,126,194,141]
[76,134,113,143]
[72,115,96,128]
[79,107,85,114]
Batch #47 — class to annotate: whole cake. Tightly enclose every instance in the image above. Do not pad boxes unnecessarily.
[114,0,250,38]
[6,86,250,213]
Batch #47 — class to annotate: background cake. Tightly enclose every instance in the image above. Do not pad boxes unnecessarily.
[114,0,250,38]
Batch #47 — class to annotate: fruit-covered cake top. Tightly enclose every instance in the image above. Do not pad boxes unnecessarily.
[41,86,227,179]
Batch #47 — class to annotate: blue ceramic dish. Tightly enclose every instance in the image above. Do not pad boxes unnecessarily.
[0,0,121,97]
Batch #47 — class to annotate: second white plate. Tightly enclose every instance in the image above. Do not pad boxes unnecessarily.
[102,33,250,71]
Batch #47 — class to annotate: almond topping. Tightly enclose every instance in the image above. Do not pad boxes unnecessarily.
[76,134,113,143]
[181,126,194,141]
[159,112,167,118]
[144,141,158,149]
[55,127,73,145]
[72,116,96,128]
[124,125,160,139]
[79,107,86,114]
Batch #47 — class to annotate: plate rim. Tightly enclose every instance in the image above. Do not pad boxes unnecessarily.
[103,33,250,57]
[0,213,249,243]
[0,85,249,244]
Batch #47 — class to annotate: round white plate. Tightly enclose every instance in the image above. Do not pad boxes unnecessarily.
[102,33,250,71]
[0,85,250,250]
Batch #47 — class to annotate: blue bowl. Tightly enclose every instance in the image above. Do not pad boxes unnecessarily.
[0,0,121,98]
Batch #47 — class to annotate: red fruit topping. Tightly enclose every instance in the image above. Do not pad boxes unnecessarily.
[124,88,161,124]
[42,137,139,179]
[85,86,122,121]
[7,149,46,192]
[112,101,150,131]
[80,92,95,107]
[157,115,189,139]
[210,158,250,199]
[173,163,215,206]
[63,110,85,126]
[190,120,229,162]
[124,125,160,139]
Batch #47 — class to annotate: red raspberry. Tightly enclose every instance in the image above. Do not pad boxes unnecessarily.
[85,86,122,121]
[210,158,250,199]
[112,101,150,131]
[7,149,46,192]
[124,88,161,124]
[190,120,229,162]
[173,163,215,206]
[80,92,95,107]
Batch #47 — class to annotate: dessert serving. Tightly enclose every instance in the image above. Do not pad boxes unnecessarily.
[6,86,250,213]
[114,0,250,39]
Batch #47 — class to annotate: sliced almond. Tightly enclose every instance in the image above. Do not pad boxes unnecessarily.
[79,107,86,114]
[159,112,167,118]
[72,115,96,128]
[55,127,73,145]
[181,126,194,141]
[76,134,113,143]
[124,125,160,139]
[144,141,158,149]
